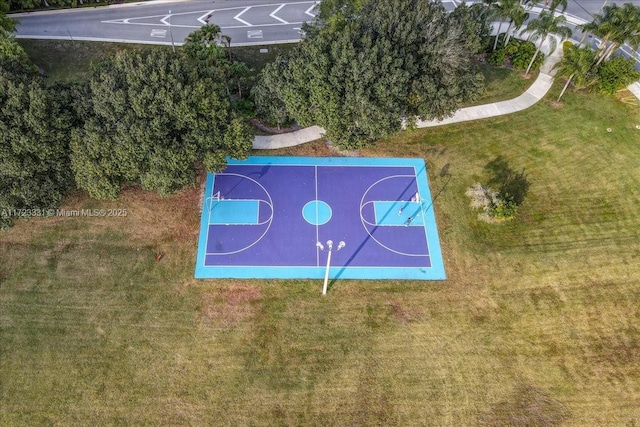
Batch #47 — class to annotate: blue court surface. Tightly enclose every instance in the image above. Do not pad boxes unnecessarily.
[195,157,445,280]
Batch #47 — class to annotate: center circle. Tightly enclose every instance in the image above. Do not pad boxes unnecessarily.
[302,200,332,225]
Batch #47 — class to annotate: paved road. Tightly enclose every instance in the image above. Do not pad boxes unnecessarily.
[13,0,640,50]
[11,0,640,76]
[13,0,319,46]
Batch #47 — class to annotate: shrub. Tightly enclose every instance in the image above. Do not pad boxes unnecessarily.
[466,157,531,223]
[511,41,543,71]
[466,183,518,223]
[562,40,574,53]
[594,56,640,94]
[233,98,255,118]
[487,39,544,71]
[491,195,518,221]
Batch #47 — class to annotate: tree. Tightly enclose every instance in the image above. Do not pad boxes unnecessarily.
[465,3,495,48]
[501,0,529,46]
[0,51,76,229]
[579,4,640,65]
[489,0,511,51]
[251,58,291,129]
[537,0,568,13]
[184,25,250,98]
[1,0,16,34]
[0,33,31,66]
[553,44,596,101]
[71,49,251,199]
[522,9,572,75]
[590,3,640,66]
[182,24,227,65]
[485,0,531,51]
[253,0,484,149]
[594,56,640,94]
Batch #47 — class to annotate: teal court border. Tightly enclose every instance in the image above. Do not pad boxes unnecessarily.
[195,156,446,280]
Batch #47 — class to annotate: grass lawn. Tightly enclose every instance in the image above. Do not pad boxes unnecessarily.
[2,42,640,425]
[16,39,165,82]
[472,63,538,106]
[16,40,527,104]
[16,40,296,83]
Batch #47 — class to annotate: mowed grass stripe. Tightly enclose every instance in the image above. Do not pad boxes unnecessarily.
[2,63,640,425]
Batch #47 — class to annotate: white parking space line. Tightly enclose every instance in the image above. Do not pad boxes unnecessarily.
[234,7,253,26]
[270,4,289,24]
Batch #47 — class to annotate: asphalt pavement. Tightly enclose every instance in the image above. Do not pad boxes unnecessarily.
[12,0,317,46]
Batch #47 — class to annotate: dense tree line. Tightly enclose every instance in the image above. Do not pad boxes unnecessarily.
[253,0,487,149]
[71,48,251,199]
[1,0,15,33]
[0,25,252,228]
[1,41,76,228]
[6,0,110,12]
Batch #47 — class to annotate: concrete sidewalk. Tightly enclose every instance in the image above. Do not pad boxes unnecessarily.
[252,35,639,150]
[415,40,563,128]
[252,44,564,149]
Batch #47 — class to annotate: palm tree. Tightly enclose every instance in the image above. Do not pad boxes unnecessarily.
[521,10,572,76]
[553,45,596,102]
[577,20,599,47]
[583,4,640,67]
[184,24,228,63]
[488,0,529,51]
[538,0,568,14]
[489,0,511,51]
[596,3,640,65]
[502,0,530,46]
[221,34,232,60]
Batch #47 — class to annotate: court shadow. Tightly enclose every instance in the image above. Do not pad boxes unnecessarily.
[420,174,451,214]
[247,164,271,178]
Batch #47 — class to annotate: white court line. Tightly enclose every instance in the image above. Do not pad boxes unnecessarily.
[204,173,274,257]
[359,174,430,257]
[362,201,423,227]
[270,4,289,24]
[209,199,271,226]
[234,7,253,26]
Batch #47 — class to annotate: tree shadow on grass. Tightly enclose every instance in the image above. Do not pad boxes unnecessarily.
[485,156,530,206]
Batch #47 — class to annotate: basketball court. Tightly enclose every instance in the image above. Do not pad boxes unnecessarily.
[195,157,445,280]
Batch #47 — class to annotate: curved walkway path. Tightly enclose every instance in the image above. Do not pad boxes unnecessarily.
[254,11,640,151]
[253,43,565,150]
